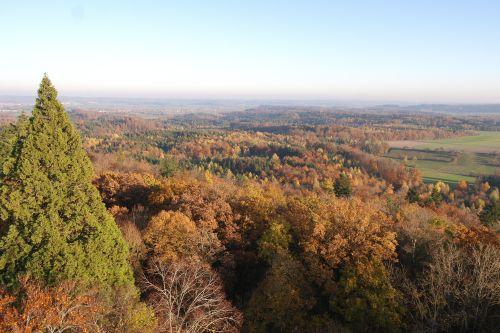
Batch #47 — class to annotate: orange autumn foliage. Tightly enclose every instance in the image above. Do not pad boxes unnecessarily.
[289,196,397,267]
[287,196,397,288]
[143,210,222,264]
[0,277,102,333]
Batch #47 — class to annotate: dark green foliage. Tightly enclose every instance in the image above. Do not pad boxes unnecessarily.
[0,113,29,171]
[428,187,442,205]
[334,173,352,198]
[0,124,16,165]
[330,264,403,333]
[406,187,419,203]
[0,75,133,289]
[479,199,499,226]
[159,155,179,177]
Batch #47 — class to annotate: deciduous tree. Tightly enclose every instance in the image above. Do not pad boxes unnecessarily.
[0,277,102,332]
[142,260,242,333]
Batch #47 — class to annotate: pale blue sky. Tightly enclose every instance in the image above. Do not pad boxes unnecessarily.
[1,0,499,102]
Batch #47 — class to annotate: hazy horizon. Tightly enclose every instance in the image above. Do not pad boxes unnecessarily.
[1,1,499,103]
[2,94,500,114]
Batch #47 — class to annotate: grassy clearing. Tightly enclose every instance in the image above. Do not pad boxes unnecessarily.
[417,132,500,152]
[389,131,500,153]
[385,132,500,184]
[407,159,482,184]
[385,154,476,184]
[385,149,499,185]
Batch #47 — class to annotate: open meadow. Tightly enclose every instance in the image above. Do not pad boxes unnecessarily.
[388,131,500,153]
[386,132,500,184]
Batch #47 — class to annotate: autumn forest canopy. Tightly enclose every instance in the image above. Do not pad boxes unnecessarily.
[0,77,499,332]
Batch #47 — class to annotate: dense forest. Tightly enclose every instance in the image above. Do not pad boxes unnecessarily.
[0,77,498,332]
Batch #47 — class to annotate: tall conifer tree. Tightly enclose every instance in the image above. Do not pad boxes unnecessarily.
[0,75,133,288]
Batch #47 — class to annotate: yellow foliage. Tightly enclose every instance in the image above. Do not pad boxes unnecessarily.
[144,210,199,263]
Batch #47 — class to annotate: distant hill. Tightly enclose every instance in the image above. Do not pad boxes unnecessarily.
[400,104,500,115]
[1,95,499,115]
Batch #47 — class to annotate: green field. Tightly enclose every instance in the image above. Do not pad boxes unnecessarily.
[416,131,500,152]
[386,132,500,184]
[389,131,500,153]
